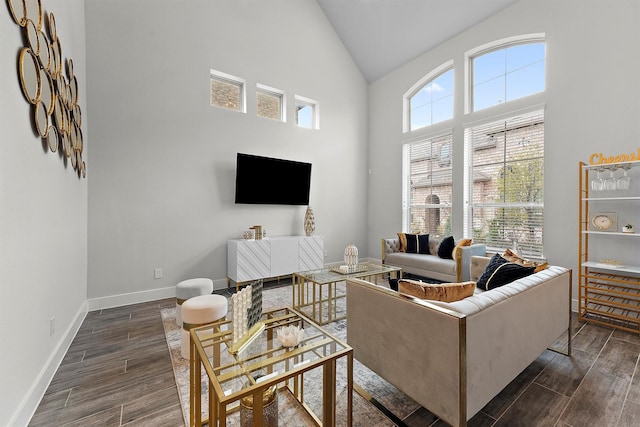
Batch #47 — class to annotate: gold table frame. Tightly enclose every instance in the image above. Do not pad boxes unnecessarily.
[189,307,353,427]
[292,262,402,325]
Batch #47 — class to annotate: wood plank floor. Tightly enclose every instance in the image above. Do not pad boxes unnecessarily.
[29,295,640,426]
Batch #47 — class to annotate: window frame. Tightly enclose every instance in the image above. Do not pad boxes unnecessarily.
[464,33,545,114]
[209,69,246,113]
[294,95,319,129]
[256,83,286,122]
[402,131,454,237]
[403,60,454,133]
[463,107,545,258]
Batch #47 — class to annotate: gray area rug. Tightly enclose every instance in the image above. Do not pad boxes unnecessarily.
[161,283,420,426]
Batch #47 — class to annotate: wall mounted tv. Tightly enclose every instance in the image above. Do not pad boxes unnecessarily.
[234,153,312,205]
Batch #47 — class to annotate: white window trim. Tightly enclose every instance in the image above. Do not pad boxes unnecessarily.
[210,68,246,113]
[294,95,319,130]
[403,60,454,133]
[256,83,286,122]
[464,33,545,115]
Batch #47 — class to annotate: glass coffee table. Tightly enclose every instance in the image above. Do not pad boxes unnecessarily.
[189,307,353,427]
[292,262,402,325]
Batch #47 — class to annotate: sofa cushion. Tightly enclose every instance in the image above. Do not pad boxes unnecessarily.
[385,252,456,277]
[452,238,473,260]
[502,248,549,273]
[437,236,455,259]
[477,253,535,291]
[399,279,476,302]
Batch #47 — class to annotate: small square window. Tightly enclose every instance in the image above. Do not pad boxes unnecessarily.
[257,84,285,122]
[210,69,245,113]
[295,95,319,129]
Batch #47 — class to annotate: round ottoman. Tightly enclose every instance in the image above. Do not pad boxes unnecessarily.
[176,278,214,327]
[181,294,228,359]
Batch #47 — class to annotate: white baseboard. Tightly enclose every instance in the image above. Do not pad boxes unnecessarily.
[11,301,88,427]
[88,285,178,311]
[89,279,232,310]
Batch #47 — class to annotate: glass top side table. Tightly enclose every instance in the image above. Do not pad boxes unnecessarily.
[190,306,353,427]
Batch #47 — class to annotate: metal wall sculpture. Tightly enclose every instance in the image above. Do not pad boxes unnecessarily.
[8,0,86,178]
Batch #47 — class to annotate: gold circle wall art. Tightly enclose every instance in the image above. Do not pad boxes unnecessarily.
[9,0,86,178]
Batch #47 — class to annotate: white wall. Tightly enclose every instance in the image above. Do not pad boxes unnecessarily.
[367,0,640,302]
[0,0,88,424]
[85,0,368,305]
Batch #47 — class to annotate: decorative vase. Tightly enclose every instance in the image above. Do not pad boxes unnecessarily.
[623,225,634,233]
[344,243,359,267]
[304,206,315,236]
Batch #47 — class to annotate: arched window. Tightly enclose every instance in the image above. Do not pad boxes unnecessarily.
[469,37,545,112]
[404,62,453,132]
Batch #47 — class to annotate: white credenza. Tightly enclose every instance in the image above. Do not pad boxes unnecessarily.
[227,235,324,284]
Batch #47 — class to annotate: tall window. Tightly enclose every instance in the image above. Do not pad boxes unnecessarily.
[405,64,454,132]
[256,84,285,122]
[470,40,545,112]
[465,110,544,257]
[210,69,245,113]
[402,133,453,237]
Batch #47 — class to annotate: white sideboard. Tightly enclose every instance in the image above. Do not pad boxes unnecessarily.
[227,235,324,284]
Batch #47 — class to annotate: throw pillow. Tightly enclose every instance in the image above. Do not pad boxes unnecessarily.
[399,233,430,254]
[502,248,549,273]
[405,234,419,253]
[397,232,407,252]
[476,253,536,291]
[429,238,440,256]
[399,279,476,302]
[437,236,455,259]
[418,234,430,254]
[452,238,473,260]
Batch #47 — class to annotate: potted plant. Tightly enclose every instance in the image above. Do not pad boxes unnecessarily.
[623,223,635,233]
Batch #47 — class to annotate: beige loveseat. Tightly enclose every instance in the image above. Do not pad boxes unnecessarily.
[346,256,571,427]
[382,237,487,282]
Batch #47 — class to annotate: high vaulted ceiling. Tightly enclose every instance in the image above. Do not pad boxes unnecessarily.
[316,0,519,82]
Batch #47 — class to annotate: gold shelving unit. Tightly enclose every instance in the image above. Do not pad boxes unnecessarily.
[578,160,640,333]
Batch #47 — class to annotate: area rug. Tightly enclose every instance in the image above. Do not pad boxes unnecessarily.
[161,283,421,426]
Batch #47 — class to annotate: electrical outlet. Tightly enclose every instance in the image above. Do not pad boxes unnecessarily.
[50,317,55,336]
[154,268,163,279]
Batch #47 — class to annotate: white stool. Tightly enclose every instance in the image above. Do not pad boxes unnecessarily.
[176,278,214,327]
[181,294,228,359]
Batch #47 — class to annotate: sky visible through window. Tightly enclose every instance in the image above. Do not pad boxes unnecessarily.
[410,69,454,130]
[473,42,545,111]
[409,42,545,131]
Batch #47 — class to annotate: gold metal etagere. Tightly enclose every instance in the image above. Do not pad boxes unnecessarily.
[578,160,640,333]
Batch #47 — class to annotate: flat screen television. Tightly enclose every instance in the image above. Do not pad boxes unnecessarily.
[234,153,312,205]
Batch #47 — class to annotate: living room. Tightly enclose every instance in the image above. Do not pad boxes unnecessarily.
[2,0,639,425]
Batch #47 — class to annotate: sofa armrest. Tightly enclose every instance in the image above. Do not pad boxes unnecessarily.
[470,255,491,282]
[456,244,487,282]
[381,237,400,263]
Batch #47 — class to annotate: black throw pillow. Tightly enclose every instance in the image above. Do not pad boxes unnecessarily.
[405,234,419,253]
[477,253,536,291]
[405,233,430,254]
[437,236,455,259]
[418,234,430,254]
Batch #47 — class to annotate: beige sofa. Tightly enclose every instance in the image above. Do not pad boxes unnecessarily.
[346,255,571,427]
[382,237,487,282]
